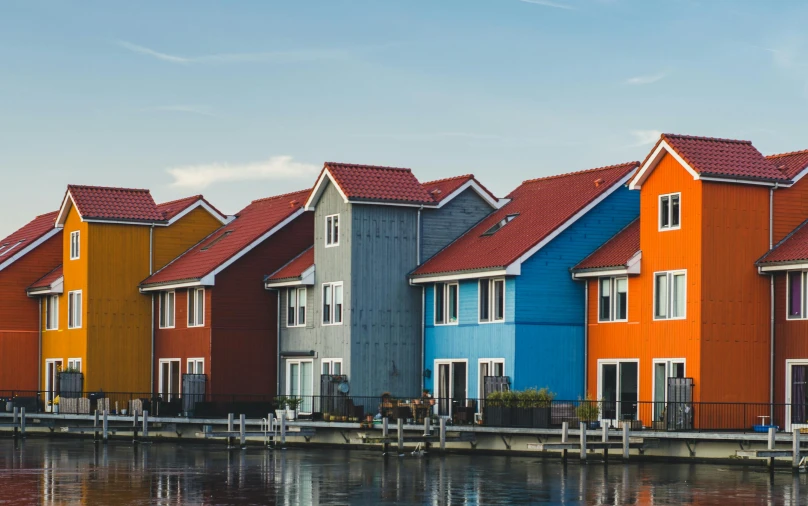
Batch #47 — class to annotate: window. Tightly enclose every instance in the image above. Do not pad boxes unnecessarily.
[159,291,175,329]
[479,278,505,323]
[322,282,343,325]
[599,360,639,421]
[435,282,459,325]
[322,358,343,376]
[788,271,808,320]
[46,294,59,330]
[598,277,628,322]
[187,358,204,374]
[159,359,181,400]
[67,358,82,372]
[482,214,519,236]
[70,231,80,260]
[286,360,314,413]
[187,288,204,327]
[659,193,681,230]
[201,230,232,251]
[287,287,307,327]
[68,290,82,329]
[654,271,686,320]
[325,214,340,247]
[0,240,24,257]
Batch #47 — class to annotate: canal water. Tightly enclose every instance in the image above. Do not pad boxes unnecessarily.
[0,439,806,505]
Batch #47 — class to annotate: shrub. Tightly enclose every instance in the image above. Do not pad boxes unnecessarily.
[517,387,556,408]
[575,394,600,421]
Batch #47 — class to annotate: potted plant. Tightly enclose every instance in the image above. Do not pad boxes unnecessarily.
[285,397,303,420]
[516,387,555,428]
[575,395,601,429]
[274,395,288,420]
[53,395,60,414]
[484,390,517,427]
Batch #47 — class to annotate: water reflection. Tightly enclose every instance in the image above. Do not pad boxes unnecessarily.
[0,439,806,504]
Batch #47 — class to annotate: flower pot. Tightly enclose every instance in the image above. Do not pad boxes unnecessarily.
[275,409,286,420]
[286,409,297,421]
[121,409,128,416]
[5,402,12,412]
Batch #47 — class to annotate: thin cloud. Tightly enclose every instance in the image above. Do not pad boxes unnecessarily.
[167,156,319,190]
[142,105,216,117]
[629,129,663,147]
[624,71,668,85]
[353,131,503,141]
[518,0,576,10]
[116,40,353,65]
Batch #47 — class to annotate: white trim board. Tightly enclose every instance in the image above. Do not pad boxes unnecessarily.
[411,268,511,284]
[759,262,808,273]
[572,252,642,279]
[432,179,500,210]
[265,265,316,288]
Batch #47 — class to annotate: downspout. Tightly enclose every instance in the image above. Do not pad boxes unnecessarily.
[417,205,424,393]
[38,297,42,392]
[276,289,281,395]
[150,224,155,397]
[583,279,588,397]
[769,185,776,420]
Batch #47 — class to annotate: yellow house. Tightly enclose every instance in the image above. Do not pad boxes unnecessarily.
[29,187,227,406]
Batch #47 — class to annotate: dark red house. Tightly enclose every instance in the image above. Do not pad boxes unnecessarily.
[139,190,313,401]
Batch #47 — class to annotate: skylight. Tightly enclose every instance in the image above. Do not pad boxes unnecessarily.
[482,214,518,236]
[201,231,233,251]
[0,240,25,257]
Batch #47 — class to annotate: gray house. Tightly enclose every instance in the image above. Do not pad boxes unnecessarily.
[265,162,499,409]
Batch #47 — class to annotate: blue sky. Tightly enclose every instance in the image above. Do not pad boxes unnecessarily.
[1,0,807,236]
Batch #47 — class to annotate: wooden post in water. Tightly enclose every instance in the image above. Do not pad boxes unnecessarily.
[439,418,446,452]
[142,411,149,439]
[240,414,246,447]
[397,418,404,453]
[133,411,139,442]
[12,407,17,439]
[622,424,629,460]
[601,424,608,461]
[579,422,587,461]
[561,422,569,461]
[94,409,99,443]
[423,416,430,436]
[382,417,389,454]
[280,413,287,446]
[768,426,776,469]
[103,410,109,444]
[227,413,234,448]
[793,429,801,471]
[267,413,274,447]
[19,408,25,438]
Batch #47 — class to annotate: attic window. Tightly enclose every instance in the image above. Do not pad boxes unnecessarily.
[201,231,232,251]
[482,214,519,236]
[0,240,25,256]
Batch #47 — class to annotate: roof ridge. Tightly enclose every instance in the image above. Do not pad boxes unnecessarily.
[251,188,311,204]
[422,174,474,185]
[522,161,640,184]
[662,133,752,145]
[572,217,639,270]
[68,184,151,193]
[325,161,412,172]
[767,148,808,160]
[157,195,203,206]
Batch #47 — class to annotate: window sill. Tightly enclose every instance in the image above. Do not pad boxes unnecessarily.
[158,326,176,330]
[652,316,686,321]
[324,244,340,248]
[597,319,629,324]
[286,324,307,328]
[322,322,344,326]
[657,226,681,232]
[188,323,205,328]
[478,320,505,325]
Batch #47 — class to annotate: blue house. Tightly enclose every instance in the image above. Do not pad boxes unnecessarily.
[409,162,641,410]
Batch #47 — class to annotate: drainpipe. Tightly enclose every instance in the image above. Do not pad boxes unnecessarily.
[150,224,154,396]
[416,205,423,266]
[420,286,425,393]
[769,185,776,420]
[276,289,281,395]
[38,297,42,392]
[583,279,588,397]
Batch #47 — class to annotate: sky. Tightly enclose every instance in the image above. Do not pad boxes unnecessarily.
[1,0,808,237]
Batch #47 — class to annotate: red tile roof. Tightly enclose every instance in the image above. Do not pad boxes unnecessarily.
[67,185,165,223]
[647,134,788,183]
[767,149,808,180]
[573,219,639,271]
[266,246,314,282]
[421,174,498,204]
[758,219,808,265]
[0,211,59,264]
[323,162,434,204]
[142,189,310,286]
[28,265,63,291]
[412,162,639,276]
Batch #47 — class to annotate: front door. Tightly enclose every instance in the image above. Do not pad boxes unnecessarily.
[653,359,685,422]
[45,359,63,412]
[435,360,467,416]
[159,359,181,401]
[599,360,638,425]
[787,362,808,432]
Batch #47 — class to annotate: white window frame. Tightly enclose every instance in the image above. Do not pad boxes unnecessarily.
[322,282,344,326]
[325,214,340,248]
[787,271,808,320]
[598,276,629,323]
[286,359,314,414]
[287,287,307,327]
[69,231,80,260]
[46,294,59,331]
[597,358,640,424]
[478,278,506,324]
[68,290,82,329]
[653,270,687,321]
[321,358,343,376]
[434,282,459,326]
[158,358,182,399]
[658,193,681,231]
[187,287,205,327]
[159,291,176,329]
[434,359,469,416]
[67,358,82,372]
[187,358,204,374]
[786,359,808,432]
[651,358,686,420]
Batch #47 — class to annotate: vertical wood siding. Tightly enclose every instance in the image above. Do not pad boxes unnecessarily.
[152,207,224,271]
[420,189,494,262]
[772,273,808,405]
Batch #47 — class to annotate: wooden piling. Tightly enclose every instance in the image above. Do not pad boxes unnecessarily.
[267,413,274,447]
[142,411,149,439]
[19,408,25,438]
[793,429,801,470]
[622,424,629,460]
[227,413,234,448]
[133,411,139,442]
[102,410,109,444]
[579,422,587,461]
[561,422,569,461]
[439,418,446,452]
[240,414,246,447]
[382,417,389,454]
[768,426,776,468]
[280,414,286,446]
[12,407,17,439]
[601,424,608,461]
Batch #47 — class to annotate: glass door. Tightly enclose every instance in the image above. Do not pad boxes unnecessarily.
[790,364,808,430]
[653,360,685,422]
[287,360,313,413]
[599,361,638,424]
[436,361,467,416]
[45,359,62,412]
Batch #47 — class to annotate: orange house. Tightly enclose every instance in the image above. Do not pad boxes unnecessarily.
[572,134,789,429]
[28,186,227,408]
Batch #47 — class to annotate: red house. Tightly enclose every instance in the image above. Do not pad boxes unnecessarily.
[139,190,313,405]
[0,211,62,392]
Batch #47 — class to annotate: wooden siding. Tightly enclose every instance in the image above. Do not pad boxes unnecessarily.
[772,272,808,406]
[587,153,703,404]
[43,206,89,392]
[699,181,771,403]
[86,222,152,393]
[0,331,39,391]
[773,177,808,244]
[210,212,313,397]
[420,189,494,262]
[152,207,224,271]
[152,287,212,394]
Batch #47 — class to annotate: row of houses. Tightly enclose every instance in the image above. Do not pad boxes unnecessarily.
[3,133,808,428]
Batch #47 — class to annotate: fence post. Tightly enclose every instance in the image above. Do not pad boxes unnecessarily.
[143,410,149,439]
[440,417,446,452]
[579,422,587,461]
[103,410,109,444]
[240,414,246,447]
[794,429,801,471]
[622,423,629,459]
[20,407,25,438]
[561,421,569,461]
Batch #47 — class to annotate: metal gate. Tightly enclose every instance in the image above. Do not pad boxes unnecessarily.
[667,377,694,430]
[182,374,206,415]
[59,372,83,399]
[320,374,348,415]
[483,376,510,399]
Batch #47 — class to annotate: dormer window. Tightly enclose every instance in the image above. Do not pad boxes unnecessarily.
[659,193,680,231]
[325,214,339,247]
[482,214,518,236]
